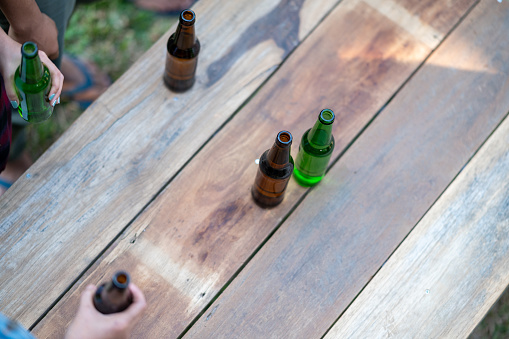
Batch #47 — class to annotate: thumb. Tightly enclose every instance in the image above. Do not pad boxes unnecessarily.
[79,284,97,309]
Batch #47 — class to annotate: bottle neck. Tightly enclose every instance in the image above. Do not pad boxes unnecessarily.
[307,120,333,148]
[308,109,335,148]
[20,54,44,84]
[267,144,291,167]
[110,271,130,291]
[267,131,292,168]
[174,23,196,50]
[106,283,127,295]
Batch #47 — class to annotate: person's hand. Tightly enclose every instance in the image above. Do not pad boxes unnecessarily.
[0,30,63,108]
[65,283,147,339]
[8,12,59,59]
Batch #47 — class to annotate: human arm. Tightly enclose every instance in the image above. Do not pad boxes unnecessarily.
[0,0,59,59]
[65,284,147,339]
[0,29,63,108]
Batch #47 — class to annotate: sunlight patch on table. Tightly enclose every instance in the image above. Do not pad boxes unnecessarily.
[132,240,220,310]
[363,0,443,49]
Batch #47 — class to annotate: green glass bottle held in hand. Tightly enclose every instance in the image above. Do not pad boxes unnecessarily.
[294,109,335,186]
[14,41,53,123]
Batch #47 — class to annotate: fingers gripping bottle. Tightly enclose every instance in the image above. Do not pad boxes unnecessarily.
[14,41,53,123]
[294,109,335,186]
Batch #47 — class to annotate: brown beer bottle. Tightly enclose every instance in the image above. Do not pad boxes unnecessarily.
[93,271,133,314]
[164,9,200,92]
[252,131,294,207]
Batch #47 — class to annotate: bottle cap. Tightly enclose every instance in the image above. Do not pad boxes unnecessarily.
[319,109,335,125]
[180,9,196,26]
[112,271,130,289]
[21,42,38,59]
[276,131,293,147]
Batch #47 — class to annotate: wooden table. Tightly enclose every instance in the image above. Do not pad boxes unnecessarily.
[1,0,508,337]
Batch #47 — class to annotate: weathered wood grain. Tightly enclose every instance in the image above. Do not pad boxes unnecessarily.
[324,115,509,338]
[181,0,509,338]
[32,0,475,337]
[0,0,342,328]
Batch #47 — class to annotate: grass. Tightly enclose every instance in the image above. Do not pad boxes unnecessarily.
[21,1,509,337]
[64,0,171,80]
[469,286,509,339]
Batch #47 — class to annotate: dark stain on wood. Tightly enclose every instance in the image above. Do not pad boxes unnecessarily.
[199,251,208,263]
[193,199,249,245]
[206,0,305,86]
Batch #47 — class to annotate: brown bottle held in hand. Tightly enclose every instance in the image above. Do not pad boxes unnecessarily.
[164,9,200,92]
[252,131,294,207]
[93,271,133,314]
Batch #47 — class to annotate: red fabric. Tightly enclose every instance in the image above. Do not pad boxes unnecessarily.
[0,75,12,173]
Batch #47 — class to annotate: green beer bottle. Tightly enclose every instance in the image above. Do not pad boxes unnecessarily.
[14,41,53,123]
[294,109,335,186]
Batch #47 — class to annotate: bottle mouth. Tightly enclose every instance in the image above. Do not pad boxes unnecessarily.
[112,271,130,289]
[276,131,293,146]
[319,109,335,125]
[180,9,196,26]
[21,42,38,59]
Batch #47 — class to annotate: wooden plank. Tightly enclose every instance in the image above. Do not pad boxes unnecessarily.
[180,0,509,338]
[31,0,475,337]
[324,116,509,338]
[0,0,342,327]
